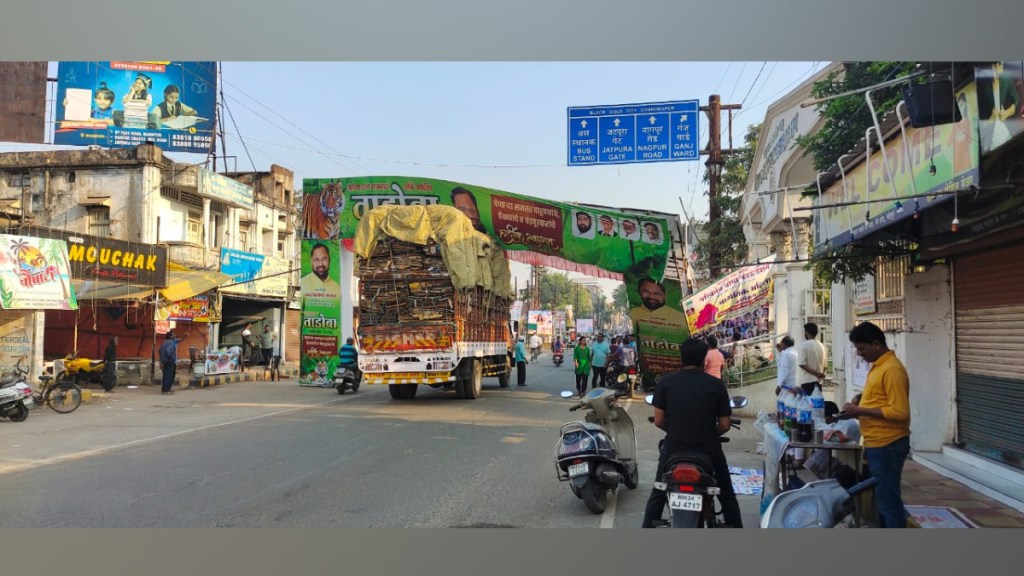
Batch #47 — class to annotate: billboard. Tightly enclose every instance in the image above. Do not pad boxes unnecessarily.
[0,62,47,144]
[219,249,289,298]
[299,240,341,387]
[976,61,1024,154]
[301,177,674,279]
[528,310,553,336]
[21,226,167,287]
[0,235,78,310]
[814,82,980,254]
[54,61,216,154]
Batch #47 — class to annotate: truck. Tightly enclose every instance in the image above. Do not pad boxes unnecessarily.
[353,205,515,400]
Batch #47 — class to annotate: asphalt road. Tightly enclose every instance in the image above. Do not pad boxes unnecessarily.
[0,354,766,528]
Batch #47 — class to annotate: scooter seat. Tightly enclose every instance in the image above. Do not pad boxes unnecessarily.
[664,451,715,475]
[0,378,22,388]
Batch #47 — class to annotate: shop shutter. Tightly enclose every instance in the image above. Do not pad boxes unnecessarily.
[285,309,301,364]
[954,242,1024,469]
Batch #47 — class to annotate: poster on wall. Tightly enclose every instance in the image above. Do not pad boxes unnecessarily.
[0,310,33,375]
[54,61,216,154]
[626,275,689,385]
[854,275,877,316]
[154,294,219,323]
[975,61,1024,154]
[301,177,673,279]
[0,235,78,310]
[576,318,594,335]
[299,240,341,387]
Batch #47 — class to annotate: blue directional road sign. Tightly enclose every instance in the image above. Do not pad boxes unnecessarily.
[567,100,700,166]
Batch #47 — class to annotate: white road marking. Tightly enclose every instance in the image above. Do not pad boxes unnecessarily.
[599,398,634,529]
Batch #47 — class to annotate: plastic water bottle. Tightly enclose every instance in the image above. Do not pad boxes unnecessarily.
[797,396,814,442]
[776,389,787,425]
[783,390,798,434]
[810,386,825,428]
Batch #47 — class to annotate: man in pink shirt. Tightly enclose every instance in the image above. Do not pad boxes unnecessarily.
[703,335,726,379]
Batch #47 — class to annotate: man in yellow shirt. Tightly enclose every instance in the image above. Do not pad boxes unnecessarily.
[838,321,911,528]
[629,278,686,327]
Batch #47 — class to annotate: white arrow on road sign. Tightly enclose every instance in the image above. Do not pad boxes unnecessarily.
[649,116,657,124]
[613,118,621,127]
[581,120,588,128]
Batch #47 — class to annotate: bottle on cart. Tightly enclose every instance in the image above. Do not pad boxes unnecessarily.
[810,386,825,428]
[777,388,787,424]
[783,389,798,434]
[797,395,814,442]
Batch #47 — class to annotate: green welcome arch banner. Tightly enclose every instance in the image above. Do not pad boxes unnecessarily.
[301,176,673,279]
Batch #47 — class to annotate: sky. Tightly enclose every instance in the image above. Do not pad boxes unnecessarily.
[3,61,829,300]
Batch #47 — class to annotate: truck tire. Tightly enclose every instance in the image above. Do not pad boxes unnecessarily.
[497,366,510,389]
[464,360,483,399]
[389,384,418,400]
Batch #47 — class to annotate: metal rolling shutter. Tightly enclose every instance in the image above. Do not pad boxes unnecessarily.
[954,243,1024,469]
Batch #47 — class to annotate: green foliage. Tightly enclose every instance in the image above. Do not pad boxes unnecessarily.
[611,283,628,315]
[795,62,918,175]
[794,62,919,283]
[519,268,594,315]
[695,123,759,278]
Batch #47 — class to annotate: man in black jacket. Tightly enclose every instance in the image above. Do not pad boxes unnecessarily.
[641,338,743,528]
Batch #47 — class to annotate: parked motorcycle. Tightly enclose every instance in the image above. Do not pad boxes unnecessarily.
[334,365,361,395]
[760,476,878,528]
[555,387,639,514]
[552,351,564,367]
[607,365,639,398]
[0,360,36,422]
[57,352,110,391]
[644,393,748,528]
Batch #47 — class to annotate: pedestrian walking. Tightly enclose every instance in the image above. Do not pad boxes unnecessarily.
[797,322,828,396]
[837,321,911,528]
[259,325,276,367]
[159,331,178,395]
[103,336,118,392]
[573,336,591,396]
[514,336,528,387]
[589,332,610,389]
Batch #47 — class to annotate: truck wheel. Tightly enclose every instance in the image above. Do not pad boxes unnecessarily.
[464,360,483,399]
[497,367,510,389]
[388,384,403,399]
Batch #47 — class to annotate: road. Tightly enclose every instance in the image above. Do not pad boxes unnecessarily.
[0,353,766,528]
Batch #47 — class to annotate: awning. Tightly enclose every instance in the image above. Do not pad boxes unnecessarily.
[73,280,154,301]
[159,269,234,302]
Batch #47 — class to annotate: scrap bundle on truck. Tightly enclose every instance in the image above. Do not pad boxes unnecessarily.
[353,204,515,400]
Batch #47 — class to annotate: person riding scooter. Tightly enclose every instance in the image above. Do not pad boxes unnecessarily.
[552,336,565,366]
[641,338,743,528]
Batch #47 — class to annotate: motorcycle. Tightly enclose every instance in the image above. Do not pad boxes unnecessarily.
[334,365,361,395]
[607,364,640,398]
[0,360,35,422]
[531,347,541,362]
[644,393,748,528]
[760,476,878,528]
[555,387,639,514]
[552,351,564,367]
[57,352,111,391]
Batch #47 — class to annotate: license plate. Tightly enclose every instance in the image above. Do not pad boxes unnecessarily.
[668,492,703,511]
[568,462,589,478]
[22,397,34,408]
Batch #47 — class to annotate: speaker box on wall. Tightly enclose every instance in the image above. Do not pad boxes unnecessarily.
[901,80,963,128]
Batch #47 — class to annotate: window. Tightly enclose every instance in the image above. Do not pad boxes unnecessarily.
[262,228,274,255]
[187,212,202,244]
[239,223,251,251]
[88,207,111,237]
[6,173,30,188]
[277,232,287,257]
[876,255,909,301]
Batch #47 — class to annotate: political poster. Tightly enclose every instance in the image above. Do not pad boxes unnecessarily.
[300,240,341,387]
[626,275,688,385]
[683,260,774,341]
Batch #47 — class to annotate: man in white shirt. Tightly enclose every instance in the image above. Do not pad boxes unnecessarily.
[796,322,828,396]
[529,333,543,360]
[775,336,798,395]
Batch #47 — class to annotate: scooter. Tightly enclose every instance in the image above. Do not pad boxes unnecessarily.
[644,393,748,528]
[552,351,564,367]
[334,365,361,395]
[555,387,639,514]
[58,352,110,391]
[760,476,878,528]
[608,365,640,398]
[0,360,36,422]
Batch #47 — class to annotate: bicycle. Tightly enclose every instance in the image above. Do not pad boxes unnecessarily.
[245,345,264,368]
[35,368,83,414]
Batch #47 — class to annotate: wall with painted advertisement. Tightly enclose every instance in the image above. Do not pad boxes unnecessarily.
[300,177,674,279]
[0,310,34,376]
[299,240,341,387]
[54,61,216,154]
[814,82,981,254]
[683,260,774,342]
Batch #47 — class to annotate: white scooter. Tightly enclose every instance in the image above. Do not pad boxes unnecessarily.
[0,361,35,422]
[760,476,878,528]
[555,387,639,514]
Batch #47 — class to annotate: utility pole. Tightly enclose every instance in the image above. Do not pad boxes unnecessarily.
[700,94,741,280]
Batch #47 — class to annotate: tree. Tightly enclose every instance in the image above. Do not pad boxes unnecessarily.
[518,268,593,316]
[611,283,628,315]
[695,123,758,279]
[794,61,919,283]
